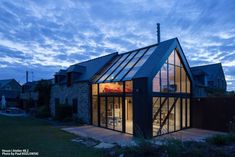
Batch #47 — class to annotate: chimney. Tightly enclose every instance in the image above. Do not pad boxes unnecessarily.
[26,71,29,83]
[157,23,160,44]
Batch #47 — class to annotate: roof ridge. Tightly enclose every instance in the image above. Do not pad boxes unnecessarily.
[191,63,221,69]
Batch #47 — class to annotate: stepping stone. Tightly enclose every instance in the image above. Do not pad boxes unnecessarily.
[94,142,115,149]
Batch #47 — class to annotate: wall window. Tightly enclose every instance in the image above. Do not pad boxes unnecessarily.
[92,84,98,95]
[152,49,190,94]
[99,82,123,93]
[125,81,133,93]
[72,99,78,114]
[92,96,98,126]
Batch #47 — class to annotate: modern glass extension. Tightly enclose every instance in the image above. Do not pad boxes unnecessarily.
[91,39,192,138]
[152,49,191,136]
[91,45,158,134]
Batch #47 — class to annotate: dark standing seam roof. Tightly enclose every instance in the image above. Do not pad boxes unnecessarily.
[94,38,193,84]
[0,79,14,89]
[191,63,225,81]
[68,52,118,82]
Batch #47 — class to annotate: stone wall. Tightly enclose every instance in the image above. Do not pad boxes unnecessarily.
[50,82,90,124]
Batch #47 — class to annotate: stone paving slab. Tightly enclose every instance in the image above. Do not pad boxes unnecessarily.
[62,126,227,147]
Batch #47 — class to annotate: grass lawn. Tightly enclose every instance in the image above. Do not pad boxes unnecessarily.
[0,115,103,157]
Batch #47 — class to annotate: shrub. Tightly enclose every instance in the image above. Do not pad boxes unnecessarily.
[206,134,235,146]
[35,105,50,118]
[55,104,73,121]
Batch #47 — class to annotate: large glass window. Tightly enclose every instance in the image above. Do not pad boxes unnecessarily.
[100,97,106,127]
[169,64,175,92]
[153,72,160,92]
[181,67,187,93]
[99,82,123,93]
[187,99,190,127]
[125,97,133,134]
[125,81,133,93]
[92,96,98,126]
[161,64,168,92]
[175,98,181,131]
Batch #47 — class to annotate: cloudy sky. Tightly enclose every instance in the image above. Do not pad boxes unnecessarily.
[0,0,235,90]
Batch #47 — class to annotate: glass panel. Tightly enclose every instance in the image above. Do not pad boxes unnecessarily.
[182,98,186,128]
[125,97,133,134]
[175,50,181,67]
[187,99,190,127]
[123,47,156,80]
[181,67,187,93]
[93,56,120,83]
[168,50,175,65]
[100,97,106,127]
[152,97,160,136]
[98,54,128,83]
[153,72,160,92]
[187,76,191,93]
[161,97,168,134]
[175,66,181,92]
[175,98,181,130]
[125,81,133,93]
[107,97,114,129]
[169,97,175,132]
[106,51,137,81]
[161,64,168,92]
[99,82,123,93]
[169,64,175,92]
[114,97,122,131]
[92,84,98,95]
[92,96,98,126]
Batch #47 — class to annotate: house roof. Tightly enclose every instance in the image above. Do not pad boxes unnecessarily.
[56,52,118,82]
[0,79,14,89]
[94,38,194,84]
[191,63,225,81]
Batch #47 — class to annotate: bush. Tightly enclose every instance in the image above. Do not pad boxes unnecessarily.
[206,134,235,146]
[55,104,73,121]
[35,105,50,118]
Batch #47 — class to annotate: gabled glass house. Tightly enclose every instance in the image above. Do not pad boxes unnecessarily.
[91,38,194,138]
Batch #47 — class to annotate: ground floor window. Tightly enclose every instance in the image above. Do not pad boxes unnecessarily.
[152,96,190,136]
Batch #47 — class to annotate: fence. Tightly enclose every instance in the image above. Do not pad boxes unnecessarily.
[191,96,235,132]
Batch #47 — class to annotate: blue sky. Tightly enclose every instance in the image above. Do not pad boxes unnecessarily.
[0,0,235,91]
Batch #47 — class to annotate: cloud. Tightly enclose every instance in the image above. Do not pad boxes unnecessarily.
[0,0,234,90]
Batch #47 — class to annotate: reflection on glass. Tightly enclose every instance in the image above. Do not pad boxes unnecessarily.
[168,51,174,64]
[100,97,106,127]
[175,50,181,67]
[181,67,187,93]
[169,64,175,92]
[125,97,133,134]
[114,97,122,131]
[125,81,133,93]
[153,72,160,92]
[152,97,160,136]
[175,99,181,130]
[175,66,181,92]
[107,97,114,129]
[187,99,190,127]
[161,64,168,92]
[182,99,186,128]
[169,97,175,132]
[161,97,168,134]
[187,77,191,93]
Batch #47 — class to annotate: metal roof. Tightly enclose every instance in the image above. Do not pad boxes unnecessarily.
[94,38,194,84]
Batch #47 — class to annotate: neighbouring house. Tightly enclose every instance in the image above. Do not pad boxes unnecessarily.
[20,79,52,109]
[51,38,195,138]
[0,79,22,107]
[191,63,227,97]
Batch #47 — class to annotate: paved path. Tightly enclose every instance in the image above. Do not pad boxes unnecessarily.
[62,126,226,146]
[62,125,135,146]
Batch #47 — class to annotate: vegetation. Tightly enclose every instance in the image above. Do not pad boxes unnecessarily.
[0,115,102,157]
[55,103,73,121]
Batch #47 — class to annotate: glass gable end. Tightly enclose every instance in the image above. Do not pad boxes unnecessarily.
[95,45,157,83]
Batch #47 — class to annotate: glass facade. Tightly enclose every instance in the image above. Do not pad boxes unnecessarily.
[91,81,133,134]
[152,49,191,136]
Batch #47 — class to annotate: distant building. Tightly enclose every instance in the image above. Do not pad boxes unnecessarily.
[191,63,227,97]
[0,79,22,107]
[20,79,53,109]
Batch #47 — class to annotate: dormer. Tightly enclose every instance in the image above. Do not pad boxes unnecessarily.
[66,65,86,87]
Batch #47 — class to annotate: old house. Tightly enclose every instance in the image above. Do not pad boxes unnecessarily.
[51,38,196,138]
[0,79,22,107]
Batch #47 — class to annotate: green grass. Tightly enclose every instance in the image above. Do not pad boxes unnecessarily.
[0,115,103,157]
